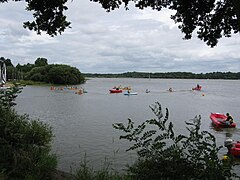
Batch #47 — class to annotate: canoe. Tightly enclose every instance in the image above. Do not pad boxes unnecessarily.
[192,86,202,91]
[109,89,122,93]
[124,92,138,95]
[210,113,236,128]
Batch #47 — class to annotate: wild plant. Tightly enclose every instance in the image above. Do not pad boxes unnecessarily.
[113,102,236,179]
[0,85,57,179]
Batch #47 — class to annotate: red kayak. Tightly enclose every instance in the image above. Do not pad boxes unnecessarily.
[109,89,122,93]
[224,139,240,158]
[230,142,240,157]
[192,86,202,91]
[210,113,236,128]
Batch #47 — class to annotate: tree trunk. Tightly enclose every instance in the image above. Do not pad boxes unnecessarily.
[232,0,240,30]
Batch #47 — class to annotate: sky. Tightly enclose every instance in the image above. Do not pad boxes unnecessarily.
[0,0,239,74]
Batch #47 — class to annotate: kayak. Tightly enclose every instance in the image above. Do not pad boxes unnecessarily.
[109,89,122,93]
[230,142,240,158]
[192,86,202,90]
[122,87,131,90]
[224,139,240,158]
[124,92,138,95]
[210,113,236,128]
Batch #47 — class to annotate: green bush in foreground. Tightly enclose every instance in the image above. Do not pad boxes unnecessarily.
[0,87,57,179]
[113,102,237,180]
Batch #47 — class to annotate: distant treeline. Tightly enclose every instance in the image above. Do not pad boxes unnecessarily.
[84,71,240,79]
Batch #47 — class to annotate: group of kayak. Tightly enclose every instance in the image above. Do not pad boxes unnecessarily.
[109,84,202,95]
[210,112,240,158]
[169,84,202,92]
[50,86,87,95]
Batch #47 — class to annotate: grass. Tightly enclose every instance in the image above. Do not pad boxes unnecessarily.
[74,157,129,180]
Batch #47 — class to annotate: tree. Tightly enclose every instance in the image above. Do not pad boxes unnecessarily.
[0,0,71,36]
[35,57,48,67]
[25,64,85,84]
[0,57,13,67]
[16,63,34,73]
[1,0,239,47]
[91,0,240,47]
[47,64,85,84]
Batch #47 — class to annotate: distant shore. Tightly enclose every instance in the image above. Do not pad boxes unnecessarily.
[83,71,240,80]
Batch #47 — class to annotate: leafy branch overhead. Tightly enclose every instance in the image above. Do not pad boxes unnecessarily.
[91,0,240,47]
[1,0,239,47]
[0,0,71,36]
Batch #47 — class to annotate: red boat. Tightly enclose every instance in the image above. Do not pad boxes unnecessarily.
[109,89,122,93]
[224,139,240,158]
[210,113,236,128]
[230,142,240,157]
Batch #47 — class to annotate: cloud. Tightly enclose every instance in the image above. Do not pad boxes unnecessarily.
[0,0,239,73]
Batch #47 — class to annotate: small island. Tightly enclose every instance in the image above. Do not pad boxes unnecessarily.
[1,57,85,85]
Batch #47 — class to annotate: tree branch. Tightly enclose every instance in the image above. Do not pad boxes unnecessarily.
[231,0,240,30]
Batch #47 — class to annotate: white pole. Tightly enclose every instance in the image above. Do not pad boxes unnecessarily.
[0,61,7,85]
[3,63,6,84]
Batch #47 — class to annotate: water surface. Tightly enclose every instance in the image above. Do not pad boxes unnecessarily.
[15,78,240,172]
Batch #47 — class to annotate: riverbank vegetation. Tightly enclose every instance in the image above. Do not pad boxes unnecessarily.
[84,71,240,80]
[1,57,85,85]
[0,86,57,179]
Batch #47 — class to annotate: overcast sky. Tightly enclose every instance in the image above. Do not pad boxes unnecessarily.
[0,0,239,73]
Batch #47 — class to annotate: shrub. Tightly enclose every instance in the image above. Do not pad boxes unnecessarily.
[0,85,21,107]
[113,102,237,179]
[0,86,57,179]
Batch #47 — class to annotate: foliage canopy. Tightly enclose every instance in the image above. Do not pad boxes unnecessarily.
[34,57,48,67]
[92,0,240,47]
[1,57,85,85]
[26,64,85,85]
[0,0,71,36]
[1,0,239,47]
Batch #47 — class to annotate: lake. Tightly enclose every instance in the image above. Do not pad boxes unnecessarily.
[15,78,240,173]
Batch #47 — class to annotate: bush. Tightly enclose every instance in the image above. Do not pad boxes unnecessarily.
[0,86,57,179]
[0,85,21,107]
[113,102,237,179]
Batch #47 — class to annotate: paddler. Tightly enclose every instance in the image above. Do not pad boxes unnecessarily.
[225,113,234,125]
